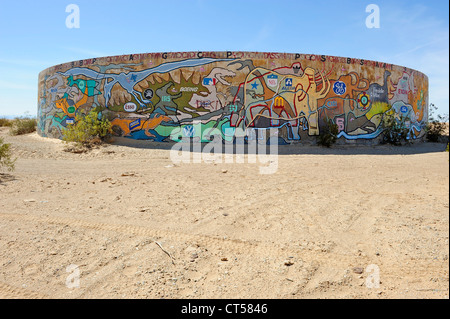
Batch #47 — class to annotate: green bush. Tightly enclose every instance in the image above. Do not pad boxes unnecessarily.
[426,104,448,143]
[426,121,447,142]
[0,118,12,127]
[0,137,15,171]
[317,118,339,147]
[9,116,37,135]
[381,112,409,146]
[62,111,112,148]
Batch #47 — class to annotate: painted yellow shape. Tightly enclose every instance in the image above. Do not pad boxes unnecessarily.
[366,102,391,120]
[74,89,88,108]
[55,98,70,114]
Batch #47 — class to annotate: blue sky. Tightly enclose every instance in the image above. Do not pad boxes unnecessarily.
[0,0,448,117]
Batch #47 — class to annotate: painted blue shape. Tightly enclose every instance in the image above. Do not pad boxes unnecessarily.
[59,57,233,108]
[128,130,148,140]
[267,136,288,145]
[203,78,216,85]
[333,81,347,95]
[183,125,195,137]
[337,128,383,140]
[153,107,166,115]
[128,129,167,142]
[129,118,141,130]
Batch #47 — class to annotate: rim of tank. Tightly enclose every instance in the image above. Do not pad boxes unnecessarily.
[37,51,429,80]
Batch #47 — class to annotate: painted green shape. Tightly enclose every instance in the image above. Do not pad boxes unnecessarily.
[154,125,181,140]
[171,75,209,116]
[66,76,100,97]
[67,106,76,114]
[108,104,124,112]
[67,76,75,87]
[219,120,234,142]
[86,80,100,97]
[77,79,86,92]
[154,82,182,116]
[53,114,66,123]
[55,111,65,119]
[155,118,231,142]
[417,90,424,110]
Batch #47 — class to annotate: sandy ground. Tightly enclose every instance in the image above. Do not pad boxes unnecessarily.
[0,126,448,299]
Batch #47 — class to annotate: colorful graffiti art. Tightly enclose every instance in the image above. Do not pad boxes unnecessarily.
[37,52,429,144]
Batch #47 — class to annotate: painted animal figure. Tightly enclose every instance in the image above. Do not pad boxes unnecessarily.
[111,113,171,138]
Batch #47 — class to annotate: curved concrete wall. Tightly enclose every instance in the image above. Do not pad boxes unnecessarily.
[37,51,429,144]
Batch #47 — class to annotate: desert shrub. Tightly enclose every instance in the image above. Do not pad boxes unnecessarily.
[9,116,37,135]
[0,137,15,171]
[426,121,448,142]
[0,118,12,127]
[380,112,409,146]
[317,118,339,147]
[62,111,112,148]
[426,104,448,143]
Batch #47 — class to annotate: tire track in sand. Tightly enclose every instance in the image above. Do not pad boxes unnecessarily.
[0,212,344,262]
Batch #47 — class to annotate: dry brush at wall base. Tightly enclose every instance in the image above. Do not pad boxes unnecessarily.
[37,51,429,144]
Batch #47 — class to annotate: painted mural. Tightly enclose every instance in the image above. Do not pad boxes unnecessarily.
[37,51,429,144]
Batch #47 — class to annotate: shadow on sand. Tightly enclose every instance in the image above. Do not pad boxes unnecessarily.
[110,137,449,156]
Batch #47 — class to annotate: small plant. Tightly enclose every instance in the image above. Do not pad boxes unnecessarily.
[0,137,16,171]
[62,110,112,149]
[380,112,409,146]
[426,104,448,143]
[9,115,37,135]
[317,118,339,147]
[0,118,12,127]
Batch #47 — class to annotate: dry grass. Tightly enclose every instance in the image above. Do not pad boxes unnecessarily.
[9,117,37,136]
[0,118,12,127]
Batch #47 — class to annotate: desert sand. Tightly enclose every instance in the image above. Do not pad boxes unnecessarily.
[0,126,448,299]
